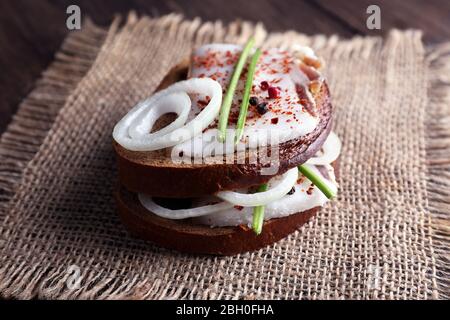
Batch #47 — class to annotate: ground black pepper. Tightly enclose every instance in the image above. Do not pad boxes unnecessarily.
[256,102,269,115]
[249,96,259,106]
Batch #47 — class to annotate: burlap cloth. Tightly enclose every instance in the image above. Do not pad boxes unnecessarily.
[0,14,449,299]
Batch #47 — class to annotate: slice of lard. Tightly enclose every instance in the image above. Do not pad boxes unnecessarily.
[193,164,337,227]
[172,44,320,158]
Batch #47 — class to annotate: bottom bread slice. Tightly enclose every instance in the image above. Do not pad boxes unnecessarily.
[115,187,320,256]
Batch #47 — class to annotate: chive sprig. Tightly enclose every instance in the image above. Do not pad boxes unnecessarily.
[298,165,336,199]
[234,48,262,144]
[217,37,255,142]
[252,183,268,235]
[252,165,336,235]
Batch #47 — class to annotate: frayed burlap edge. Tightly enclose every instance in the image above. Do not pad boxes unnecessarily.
[0,19,108,223]
[0,13,448,299]
[425,42,450,299]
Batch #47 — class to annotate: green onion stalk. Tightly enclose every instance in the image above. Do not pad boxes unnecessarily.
[298,165,336,199]
[234,48,262,144]
[252,166,336,235]
[252,183,268,235]
[217,37,255,142]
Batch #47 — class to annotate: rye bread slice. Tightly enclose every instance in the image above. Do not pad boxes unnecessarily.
[114,59,333,198]
[115,160,338,256]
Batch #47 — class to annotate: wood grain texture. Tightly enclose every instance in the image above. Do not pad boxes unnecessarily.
[0,0,449,135]
[314,0,450,43]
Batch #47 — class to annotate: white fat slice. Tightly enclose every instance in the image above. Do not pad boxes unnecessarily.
[173,44,320,158]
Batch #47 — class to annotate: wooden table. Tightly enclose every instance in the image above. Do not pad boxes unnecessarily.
[1,0,449,134]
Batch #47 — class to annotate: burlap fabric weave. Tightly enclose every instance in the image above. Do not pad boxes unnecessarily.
[0,14,449,299]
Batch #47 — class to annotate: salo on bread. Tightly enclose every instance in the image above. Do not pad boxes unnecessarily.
[112,39,342,255]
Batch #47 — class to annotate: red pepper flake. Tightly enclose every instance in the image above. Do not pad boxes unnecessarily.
[228,109,241,124]
[234,205,244,211]
[197,98,210,108]
[272,78,282,84]
[306,183,315,195]
[271,117,279,124]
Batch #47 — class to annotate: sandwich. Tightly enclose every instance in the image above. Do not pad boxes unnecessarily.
[113,38,341,255]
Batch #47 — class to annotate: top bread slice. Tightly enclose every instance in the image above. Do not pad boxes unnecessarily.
[113,59,333,198]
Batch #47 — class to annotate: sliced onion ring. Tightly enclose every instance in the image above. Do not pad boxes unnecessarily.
[306,132,341,165]
[216,167,299,207]
[113,77,222,151]
[138,194,233,220]
[128,92,191,140]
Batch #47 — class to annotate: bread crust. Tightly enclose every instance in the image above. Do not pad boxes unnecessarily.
[114,60,333,198]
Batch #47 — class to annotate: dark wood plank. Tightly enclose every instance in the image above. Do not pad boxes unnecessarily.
[159,0,356,35]
[0,0,66,132]
[0,0,355,135]
[0,0,449,136]
[48,0,356,35]
[314,0,450,43]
